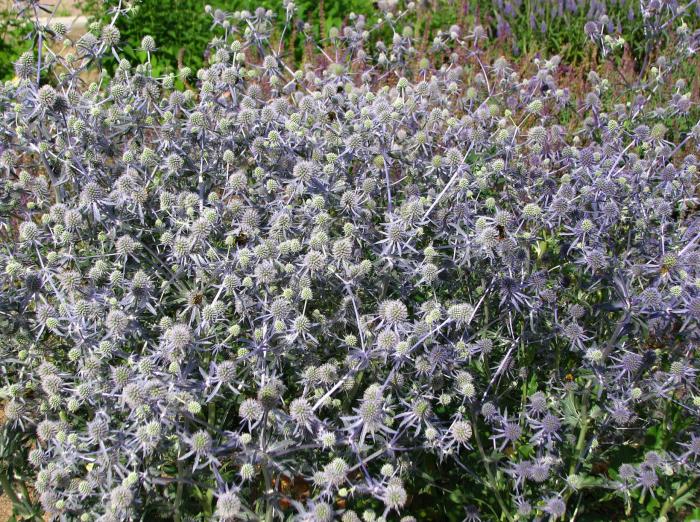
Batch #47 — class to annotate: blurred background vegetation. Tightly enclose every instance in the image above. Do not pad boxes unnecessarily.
[0,3,30,80]
[0,0,697,81]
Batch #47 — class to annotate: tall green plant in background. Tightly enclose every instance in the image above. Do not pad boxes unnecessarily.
[78,0,382,76]
[0,7,30,80]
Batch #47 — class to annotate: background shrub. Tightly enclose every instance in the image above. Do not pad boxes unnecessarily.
[0,5,30,80]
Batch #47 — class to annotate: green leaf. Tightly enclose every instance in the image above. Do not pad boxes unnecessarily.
[674,489,698,508]
[645,494,660,513]
[562,393,579,427]
[518,443,534,458]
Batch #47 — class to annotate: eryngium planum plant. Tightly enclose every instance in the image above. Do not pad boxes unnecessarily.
[1,1,699,520]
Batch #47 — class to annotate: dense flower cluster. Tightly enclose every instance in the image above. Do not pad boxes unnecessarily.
[1,1,699,521]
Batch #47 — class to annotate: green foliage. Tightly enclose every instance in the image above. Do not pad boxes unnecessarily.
[0,8,30,80]
[78,0,217,76]
[0,423,42,520]
[80,0,381,76]
[77,0,696,75]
